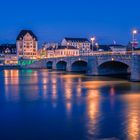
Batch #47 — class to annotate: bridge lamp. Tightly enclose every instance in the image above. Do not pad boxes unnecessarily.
[133,29,138,35]
[91,37,95,42]
[95,43,99,51]
[112,58,115,61]
[132,29,138,52]
[90,37,96,53]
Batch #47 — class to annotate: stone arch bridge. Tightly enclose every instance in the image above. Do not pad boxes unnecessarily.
[23,54,140,81]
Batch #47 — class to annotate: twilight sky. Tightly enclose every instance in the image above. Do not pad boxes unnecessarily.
[0,0,140,45]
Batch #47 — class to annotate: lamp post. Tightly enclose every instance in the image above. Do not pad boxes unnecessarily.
[90,37,96,55]
[132,29,138,53]
[95,43,99,51]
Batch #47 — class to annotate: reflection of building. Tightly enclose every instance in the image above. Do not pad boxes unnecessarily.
[0,44,18,65]
[46,45,79,58]
[4,70,19,101]
[16,30,38,59]
[61,38,91,54]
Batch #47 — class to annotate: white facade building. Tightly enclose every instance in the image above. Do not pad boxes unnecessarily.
[0,44,18,65]
[46,46,79,58]
[16,30,38,59]
[61,38,91,54]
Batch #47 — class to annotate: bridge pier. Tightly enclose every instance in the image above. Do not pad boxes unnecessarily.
[52,62,57,70]
[66,62,72,72]
[131,54,140,82]
[87,56,99,75]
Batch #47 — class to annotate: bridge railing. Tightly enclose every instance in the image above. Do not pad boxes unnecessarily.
[45,51,134,59]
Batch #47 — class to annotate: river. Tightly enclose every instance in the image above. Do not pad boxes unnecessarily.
[0,69,140,140]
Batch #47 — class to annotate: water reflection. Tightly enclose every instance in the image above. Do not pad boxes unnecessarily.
[64,77,73,116]
[51,76,58,108]
[22,70,39,101]
[86,89,100,137]
[1,69,140,140]
[4,70,19,101]
[123,94,140,140]
[76,78,82,98]
[109,86,116,108]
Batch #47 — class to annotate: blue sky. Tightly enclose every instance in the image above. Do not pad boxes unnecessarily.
[0,0,140,45]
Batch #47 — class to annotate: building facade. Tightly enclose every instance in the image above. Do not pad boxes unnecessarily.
[46,42,59,49]
[61,38,91,55]
[38,42,47,59]
[109,45,127,54]
[0,44,18,65]
[16,30,38,59]
[46,45,79,58]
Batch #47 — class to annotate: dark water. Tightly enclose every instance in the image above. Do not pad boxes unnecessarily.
[0,69,140,140]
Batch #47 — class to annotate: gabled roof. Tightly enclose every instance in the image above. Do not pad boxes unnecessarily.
[64,38,90,43]
[16,30,38,41]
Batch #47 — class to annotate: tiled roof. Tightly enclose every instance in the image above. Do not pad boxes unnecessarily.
[16,30,38,41]
[64,38,90,43]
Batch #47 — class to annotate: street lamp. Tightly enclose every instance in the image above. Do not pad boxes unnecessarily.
[90,37,96,54]
[133,29,138,35]
[132,29,138,53]
[95,43,99,51]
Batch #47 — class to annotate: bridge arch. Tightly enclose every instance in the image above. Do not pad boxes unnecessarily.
[98,61,130,75]
[46,61,53,69]
[56,61,67,71]
[71,60,88,72]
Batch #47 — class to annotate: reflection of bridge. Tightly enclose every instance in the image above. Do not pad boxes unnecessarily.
[22,52,140,82]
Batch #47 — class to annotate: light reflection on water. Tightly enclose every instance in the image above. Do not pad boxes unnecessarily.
[0,69,140,140]
[86,89,100,137]
[122,94,140,140]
